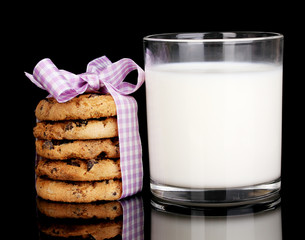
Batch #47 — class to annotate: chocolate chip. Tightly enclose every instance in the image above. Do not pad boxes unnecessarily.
[98,152,106,159]
[87,159,98,171]
[88,94,99,98]
[53,140,73,145]
[66,160,81,167]
[75,120,88,127]
[112,192,117,196]
[112,206,117,210]
[65,122,74,131]
[42,140,54,150]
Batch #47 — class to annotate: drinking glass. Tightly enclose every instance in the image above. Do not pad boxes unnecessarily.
[144,32,283,205]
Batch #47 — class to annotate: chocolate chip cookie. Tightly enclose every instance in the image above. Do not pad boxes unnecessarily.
[36,157,121,181]
[36,138,120,160]
[36,177,122,202]
[34,117,118,140]
[35,94,117,121]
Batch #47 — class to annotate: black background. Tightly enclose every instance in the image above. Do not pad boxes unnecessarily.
[5,2,303,239]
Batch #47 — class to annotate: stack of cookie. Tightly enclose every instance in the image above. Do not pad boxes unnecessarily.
[34,94,122,202]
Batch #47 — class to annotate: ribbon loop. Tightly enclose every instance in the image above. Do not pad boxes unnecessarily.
[100,58,145,96]
[86,55,112,73]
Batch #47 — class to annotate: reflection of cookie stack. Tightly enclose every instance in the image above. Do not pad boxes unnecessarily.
[36,197,123,239]
[34,94,122,202]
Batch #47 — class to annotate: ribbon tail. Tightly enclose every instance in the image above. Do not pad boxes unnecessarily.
[105,83,143,198]
[24,72,46,90]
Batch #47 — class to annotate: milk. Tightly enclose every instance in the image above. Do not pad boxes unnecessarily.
[145,62,282,188]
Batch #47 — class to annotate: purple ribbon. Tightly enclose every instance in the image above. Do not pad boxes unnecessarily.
[25,56,144,102]
[25,56,145,199]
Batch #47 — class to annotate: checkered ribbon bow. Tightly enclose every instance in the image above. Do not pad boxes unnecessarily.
[25,56,145,199]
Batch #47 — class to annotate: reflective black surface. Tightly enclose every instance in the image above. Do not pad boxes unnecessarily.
[33,193,284,240]
[10,187,304,240]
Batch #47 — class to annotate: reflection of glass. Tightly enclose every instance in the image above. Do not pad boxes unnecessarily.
[151,194,281,240]
[36,195,144,240]
[144,32,283,205]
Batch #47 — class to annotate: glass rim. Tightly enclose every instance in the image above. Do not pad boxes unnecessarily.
[143,31,283,43]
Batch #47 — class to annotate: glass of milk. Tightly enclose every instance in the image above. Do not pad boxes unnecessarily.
[143,32,283,205]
